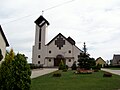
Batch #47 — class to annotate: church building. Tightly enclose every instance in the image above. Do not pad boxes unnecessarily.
[32,16,82,67]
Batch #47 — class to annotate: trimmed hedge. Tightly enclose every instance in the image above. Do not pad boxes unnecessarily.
[103,72,112,77]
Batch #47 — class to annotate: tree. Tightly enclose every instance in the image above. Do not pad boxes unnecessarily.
[0,49,31,90]
[10,53,31,90]
[0,49,14,90]
[78,42,96,70]
[71,61,77,70]
[0,49,3,61]
[59,60,65,70]
[5,48,15,63]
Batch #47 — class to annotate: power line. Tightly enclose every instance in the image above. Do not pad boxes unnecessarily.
[43,0,75,12]
[1,0,75,25]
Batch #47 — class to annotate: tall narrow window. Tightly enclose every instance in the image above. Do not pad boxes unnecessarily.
[39,28,41,42]
[38,43,41,49]
[38,28,41,50]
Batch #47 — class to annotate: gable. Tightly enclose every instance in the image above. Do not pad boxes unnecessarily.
[47,33,82,51]
[96,57,106,64]
[0,25,9,47]
[47,33,70,49]
[47,33,69,46]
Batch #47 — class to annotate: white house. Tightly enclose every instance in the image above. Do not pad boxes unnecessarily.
[32,16,82,67]
[0,25,9,63]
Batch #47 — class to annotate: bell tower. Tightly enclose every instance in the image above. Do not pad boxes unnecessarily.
[32,15,49,64]
[34,15,49,49]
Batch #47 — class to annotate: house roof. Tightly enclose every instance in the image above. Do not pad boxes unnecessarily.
[47,33,82,52]
[34,15,50,26]
[113,54,120,61]
[67,36,75,45]
[0,25,9,47]
[96,57,106,63]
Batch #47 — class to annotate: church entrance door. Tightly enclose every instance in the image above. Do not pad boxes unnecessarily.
[54,55,65,66]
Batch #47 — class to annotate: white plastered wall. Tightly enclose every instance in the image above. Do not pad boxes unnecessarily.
[0,32,6,64]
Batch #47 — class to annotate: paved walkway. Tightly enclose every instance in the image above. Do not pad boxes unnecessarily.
[31,68,58,79]
[101,68,120,76]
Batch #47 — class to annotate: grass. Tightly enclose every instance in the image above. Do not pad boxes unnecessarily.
[108,68,120,70]
[31,70,120,90]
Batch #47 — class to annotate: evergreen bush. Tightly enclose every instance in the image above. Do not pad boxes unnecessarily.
[103,72,112,77]
[0,49,31,90]
[71,61,77,70]
[53,72,61,77]
[59,60,65,70]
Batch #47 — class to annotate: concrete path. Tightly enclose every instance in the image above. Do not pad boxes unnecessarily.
[101,68,120,76]
[31,68,58,79]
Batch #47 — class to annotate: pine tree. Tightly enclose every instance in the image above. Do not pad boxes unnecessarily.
[78,42,95,70]
[5,48,15,63]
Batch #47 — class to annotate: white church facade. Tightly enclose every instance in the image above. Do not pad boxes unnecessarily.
[32,16,82,67]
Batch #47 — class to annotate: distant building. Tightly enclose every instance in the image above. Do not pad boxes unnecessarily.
[96,57,106,67]
[32,15,83,67]
[112,54,120,66]
[0,25,9,63]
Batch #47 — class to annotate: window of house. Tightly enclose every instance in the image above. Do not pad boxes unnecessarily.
[49,50,51,53]
[69,50,71,53]
[49,59,51,62]
[69,59,71,62]
[38,55,40,58]
[38,61,40,64]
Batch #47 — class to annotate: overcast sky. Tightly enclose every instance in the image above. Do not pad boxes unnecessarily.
[1,0,120,63]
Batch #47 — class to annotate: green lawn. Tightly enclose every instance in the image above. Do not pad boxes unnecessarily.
[31,70,120,90]
[108,68,120,70]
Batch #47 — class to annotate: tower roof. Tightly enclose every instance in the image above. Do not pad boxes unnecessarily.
[35,15,50,26]
[0,25,9,47]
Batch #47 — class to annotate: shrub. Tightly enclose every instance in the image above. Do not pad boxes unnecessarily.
[29,64,43,69]
[10,53,31,90]
[53,72,61,77]
[96,64,102,70]
[59,60,65,70]
[0,49,15,90]
[71,61,77,70]
[103,72,112,77]
[0,49,31,90]
[63,69,67,72]
[92,66,100,72]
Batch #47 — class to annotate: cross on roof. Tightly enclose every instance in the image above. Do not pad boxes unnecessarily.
[55,36,65,49]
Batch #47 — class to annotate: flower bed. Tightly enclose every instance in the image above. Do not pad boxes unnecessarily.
[75,68,93,74]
